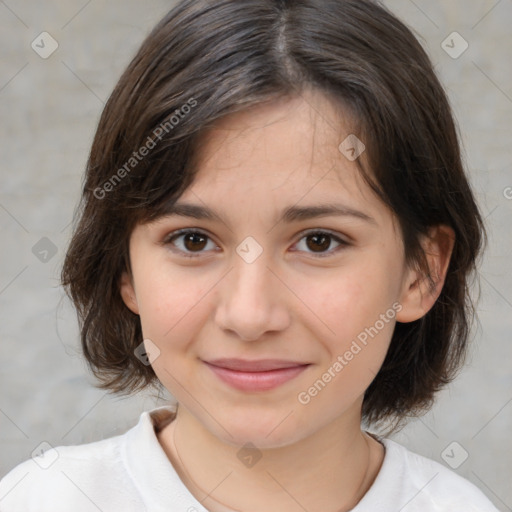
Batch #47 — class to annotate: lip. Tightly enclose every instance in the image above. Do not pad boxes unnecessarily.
[203,358,310,392]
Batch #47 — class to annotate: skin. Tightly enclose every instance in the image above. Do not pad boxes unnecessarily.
[120,90,454,512]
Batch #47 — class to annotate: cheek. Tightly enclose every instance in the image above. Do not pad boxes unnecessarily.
[319,256,402,394]
[135,264,212,348]
[294,257,400,351]
[135,266,215,398]
[294,263,399,417]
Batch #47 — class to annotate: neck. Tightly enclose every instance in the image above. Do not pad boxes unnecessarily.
[157,402,385,512]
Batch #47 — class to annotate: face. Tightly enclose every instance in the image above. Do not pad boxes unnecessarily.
[120,91,441,449]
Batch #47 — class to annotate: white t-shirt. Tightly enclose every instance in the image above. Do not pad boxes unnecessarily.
[0,405,499,512]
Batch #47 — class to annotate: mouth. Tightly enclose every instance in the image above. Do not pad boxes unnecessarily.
[202,358,311,392]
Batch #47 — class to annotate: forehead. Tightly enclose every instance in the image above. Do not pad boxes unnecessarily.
[180,91,387,221]
[194,91,358,186]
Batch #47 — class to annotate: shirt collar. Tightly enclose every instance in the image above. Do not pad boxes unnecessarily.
[121,405,398,512]
[121,404,211,512]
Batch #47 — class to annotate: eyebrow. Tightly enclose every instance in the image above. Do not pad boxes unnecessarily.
[160,201,377,226]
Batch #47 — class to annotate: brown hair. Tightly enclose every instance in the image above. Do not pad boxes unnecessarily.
[61,0,485,428]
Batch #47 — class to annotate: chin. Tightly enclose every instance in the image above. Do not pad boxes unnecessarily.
[207,408,310,450]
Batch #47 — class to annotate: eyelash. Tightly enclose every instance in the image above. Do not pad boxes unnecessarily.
[162,228,350,259]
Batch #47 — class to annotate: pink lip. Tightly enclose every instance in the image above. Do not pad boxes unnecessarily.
[203,359,310,392]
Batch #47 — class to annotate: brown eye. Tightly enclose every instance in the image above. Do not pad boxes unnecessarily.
[165,230,216,257]
[182,232,208,251]
[293,230,348,257]
[306,233,331,252]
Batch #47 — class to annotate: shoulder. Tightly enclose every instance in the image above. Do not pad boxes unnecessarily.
[0,431,142,512]
[379,438,499,511]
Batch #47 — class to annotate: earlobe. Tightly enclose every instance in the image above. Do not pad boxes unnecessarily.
[395,225,455,323]
[119,271,139,315]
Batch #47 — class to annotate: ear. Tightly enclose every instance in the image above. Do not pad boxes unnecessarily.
[119,270,139,315]
[395,225,455,323]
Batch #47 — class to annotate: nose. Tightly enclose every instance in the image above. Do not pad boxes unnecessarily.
[214,253,291,342]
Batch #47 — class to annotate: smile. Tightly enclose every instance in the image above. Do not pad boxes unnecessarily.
[203,359,311,392]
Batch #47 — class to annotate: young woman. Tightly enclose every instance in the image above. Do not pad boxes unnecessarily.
[0,1,498,510]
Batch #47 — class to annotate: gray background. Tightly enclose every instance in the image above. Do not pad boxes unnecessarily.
[0,0,511,510]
